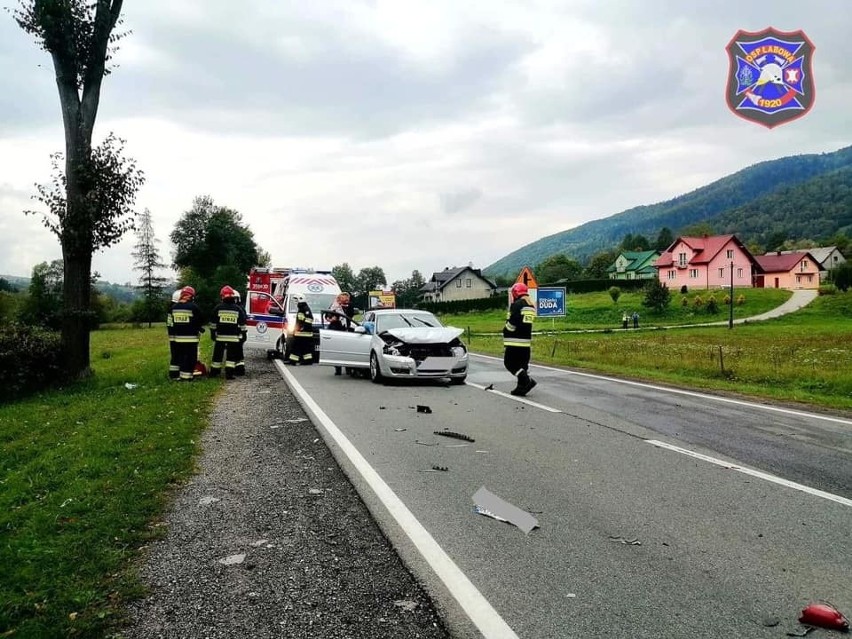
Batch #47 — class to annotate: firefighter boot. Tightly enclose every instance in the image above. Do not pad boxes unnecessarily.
[511,370,537,396]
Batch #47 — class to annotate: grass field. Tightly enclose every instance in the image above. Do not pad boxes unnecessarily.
[442,290,852,411]
[0,329,219,638]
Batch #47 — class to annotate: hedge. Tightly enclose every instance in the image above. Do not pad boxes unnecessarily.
[0,324,64,403]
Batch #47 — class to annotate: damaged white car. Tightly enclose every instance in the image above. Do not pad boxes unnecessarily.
[317,309,468,384]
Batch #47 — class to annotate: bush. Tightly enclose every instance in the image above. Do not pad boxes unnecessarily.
[706,297,720,314]
[418,295,507,314]
[608,286,622,304]
[641,279,671,313]
[0,324,64,403]
[680,285,688,294]
[736,294,746,305]
[693,295,704,308]
[818,284,838,296]
[681,296,689,307]
[723,294,732,305]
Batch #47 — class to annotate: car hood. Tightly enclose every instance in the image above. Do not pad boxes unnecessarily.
[384,327,464,344]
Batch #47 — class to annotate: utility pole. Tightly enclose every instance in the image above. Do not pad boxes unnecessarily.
[729,260,734,329]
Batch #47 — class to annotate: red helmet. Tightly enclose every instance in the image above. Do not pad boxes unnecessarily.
[181,286,196,299]
[220,285,236,300]
[510,282,528,298]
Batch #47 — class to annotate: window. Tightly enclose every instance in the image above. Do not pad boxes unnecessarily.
[466,279,471,288]
[678,252,687,267]
[801,260,808,270]
[796,275,801,283]
[456,279,462,288]
[718,268,724,278]
[667,270,676,280]
[726,249,734,259]
[737,268,743,278]
[689,269,698,278]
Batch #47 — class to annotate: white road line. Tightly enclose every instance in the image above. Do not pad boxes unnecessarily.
[466,381,563,413]
[646,439,852,508]
[275,361,520,639]
[470,353,852,426]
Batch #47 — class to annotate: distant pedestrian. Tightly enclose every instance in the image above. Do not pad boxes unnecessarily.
[503,282,537,396]
[622,312,629,329]
[171,286,205,382]
[632,311,639,329]
[209,285,247,380]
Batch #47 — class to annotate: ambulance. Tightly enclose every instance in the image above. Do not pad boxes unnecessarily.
[244,267,343,359]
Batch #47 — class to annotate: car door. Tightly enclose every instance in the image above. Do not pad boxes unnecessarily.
[244,291,285,350]
[318,323,372,367]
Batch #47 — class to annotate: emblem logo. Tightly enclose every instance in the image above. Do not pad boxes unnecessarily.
[307,283,324,293]
[257,321,267,334]
[725,27,815,128]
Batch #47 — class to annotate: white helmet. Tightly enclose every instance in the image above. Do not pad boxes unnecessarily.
[294,293,306,303]
[171,289,182,303]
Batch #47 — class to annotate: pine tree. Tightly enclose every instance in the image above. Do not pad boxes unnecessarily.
[132,209,168,327]
[642,278,671,314]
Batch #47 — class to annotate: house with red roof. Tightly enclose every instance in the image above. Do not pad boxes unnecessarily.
[754,251,824,289]
[654,234,760,290]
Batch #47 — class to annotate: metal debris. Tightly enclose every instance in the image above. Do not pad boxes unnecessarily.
[414,440,439,446]
[608,536,642,546]
[416,405,432,414]
[432,466,448,472]
[434,430,474,442]
[472,487,539,534]
[394,428,407,432]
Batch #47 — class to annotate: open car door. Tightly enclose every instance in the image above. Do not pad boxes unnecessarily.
[318,316,372,368]
[244,291,285,351]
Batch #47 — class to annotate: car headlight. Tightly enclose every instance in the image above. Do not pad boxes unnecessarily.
[451,345,467,357]
[383,344,400,356]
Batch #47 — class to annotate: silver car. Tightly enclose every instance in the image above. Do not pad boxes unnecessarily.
[317,309,468,384]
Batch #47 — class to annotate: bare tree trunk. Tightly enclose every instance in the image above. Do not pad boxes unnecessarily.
[61,250,93,379]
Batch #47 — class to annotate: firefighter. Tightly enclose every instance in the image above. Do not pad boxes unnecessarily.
[209,285,247,380]
[288,294,314,365]
[166,289,182,380]
[232,290,247,376]
[503,282,537,396]
[171,286,205,381]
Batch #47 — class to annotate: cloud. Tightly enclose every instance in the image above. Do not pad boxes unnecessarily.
[439,187,482,214]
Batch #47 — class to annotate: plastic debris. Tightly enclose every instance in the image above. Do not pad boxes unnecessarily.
[475,450,490,454]
[308,488,324,495]
[415,440,439,446]
[786,627,816,637]
[472,487,539,534]
[394,600,418,612]
[484,384,494,390]
[798,602,849,632]
[416,405,432,414]
[434,430,475,443]
[394,428,407,432]
[198,496,220,506]
[608,536,642,546]
[286,418,308,423]
[124,383,137,390]
[218,554,246,565]
[444,443,469,448]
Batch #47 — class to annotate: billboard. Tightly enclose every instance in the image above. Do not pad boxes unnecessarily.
[536,287,566,318]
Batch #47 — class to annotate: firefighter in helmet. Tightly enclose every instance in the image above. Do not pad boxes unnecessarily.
[171,286,205,381]
[503,282,537,396]
[232,289,247,376]
[166,289,182,379]
[209,285,247,380]
[288,294,315,365]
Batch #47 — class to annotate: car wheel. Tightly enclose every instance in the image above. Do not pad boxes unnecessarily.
[370,352,384,384]
[450,375,467,385]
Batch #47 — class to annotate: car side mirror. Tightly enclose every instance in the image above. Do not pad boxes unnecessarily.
[353,326,367,334]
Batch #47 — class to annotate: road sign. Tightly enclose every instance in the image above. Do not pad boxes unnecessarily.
[536,287,566,318]
[515,266,538,289]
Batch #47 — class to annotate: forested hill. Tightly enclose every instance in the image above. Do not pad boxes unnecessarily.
[484,144,852,278]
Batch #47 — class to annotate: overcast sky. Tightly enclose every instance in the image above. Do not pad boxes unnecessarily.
[1,0,849,286]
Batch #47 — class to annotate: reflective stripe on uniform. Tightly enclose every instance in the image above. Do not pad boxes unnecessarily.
[215,336,241,342]
[503,338,531,347]
[174,336,200,343]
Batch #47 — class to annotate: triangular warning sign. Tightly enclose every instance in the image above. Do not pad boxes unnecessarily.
[515,266,538,289]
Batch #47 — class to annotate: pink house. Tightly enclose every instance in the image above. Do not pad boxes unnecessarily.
[655,234,759,289]
[753,251,823,289]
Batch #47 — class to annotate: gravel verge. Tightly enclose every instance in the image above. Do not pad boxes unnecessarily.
[119,356,451,639]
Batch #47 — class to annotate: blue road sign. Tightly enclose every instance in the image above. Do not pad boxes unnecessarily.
[537,287,566,317]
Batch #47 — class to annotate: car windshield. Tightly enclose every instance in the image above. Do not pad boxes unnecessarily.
[376,312,442,332]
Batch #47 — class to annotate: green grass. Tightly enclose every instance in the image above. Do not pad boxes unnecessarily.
[0,328,220,638]
[440,287,792,333]
[449,292,852,411]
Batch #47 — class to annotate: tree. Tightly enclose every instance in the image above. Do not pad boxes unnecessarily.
[131,208,168,327]
[608,286,622,304]
[827,232,849,256]
[829,261,852,291]
[642,278,671,314]
[584,249,618,279]
[354,266,387,308]
[170,196,264,312]
[332,263,357,294]
[620,233,650,252]
[535,254,583,283]
[391,270,426,308]
[15,1,143,379]
[655,227,674,252]
[19,260,64,330]
[0,278,18,293]
[680,222,715,238]
[765,230,788,252]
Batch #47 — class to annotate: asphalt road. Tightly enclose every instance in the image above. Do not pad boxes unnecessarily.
[280,355,852,639]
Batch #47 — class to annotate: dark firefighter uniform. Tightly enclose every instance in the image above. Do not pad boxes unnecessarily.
[503,285,537,396]
[171,290,205,381]
[289,299,314,364]
[210,287,248,379]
